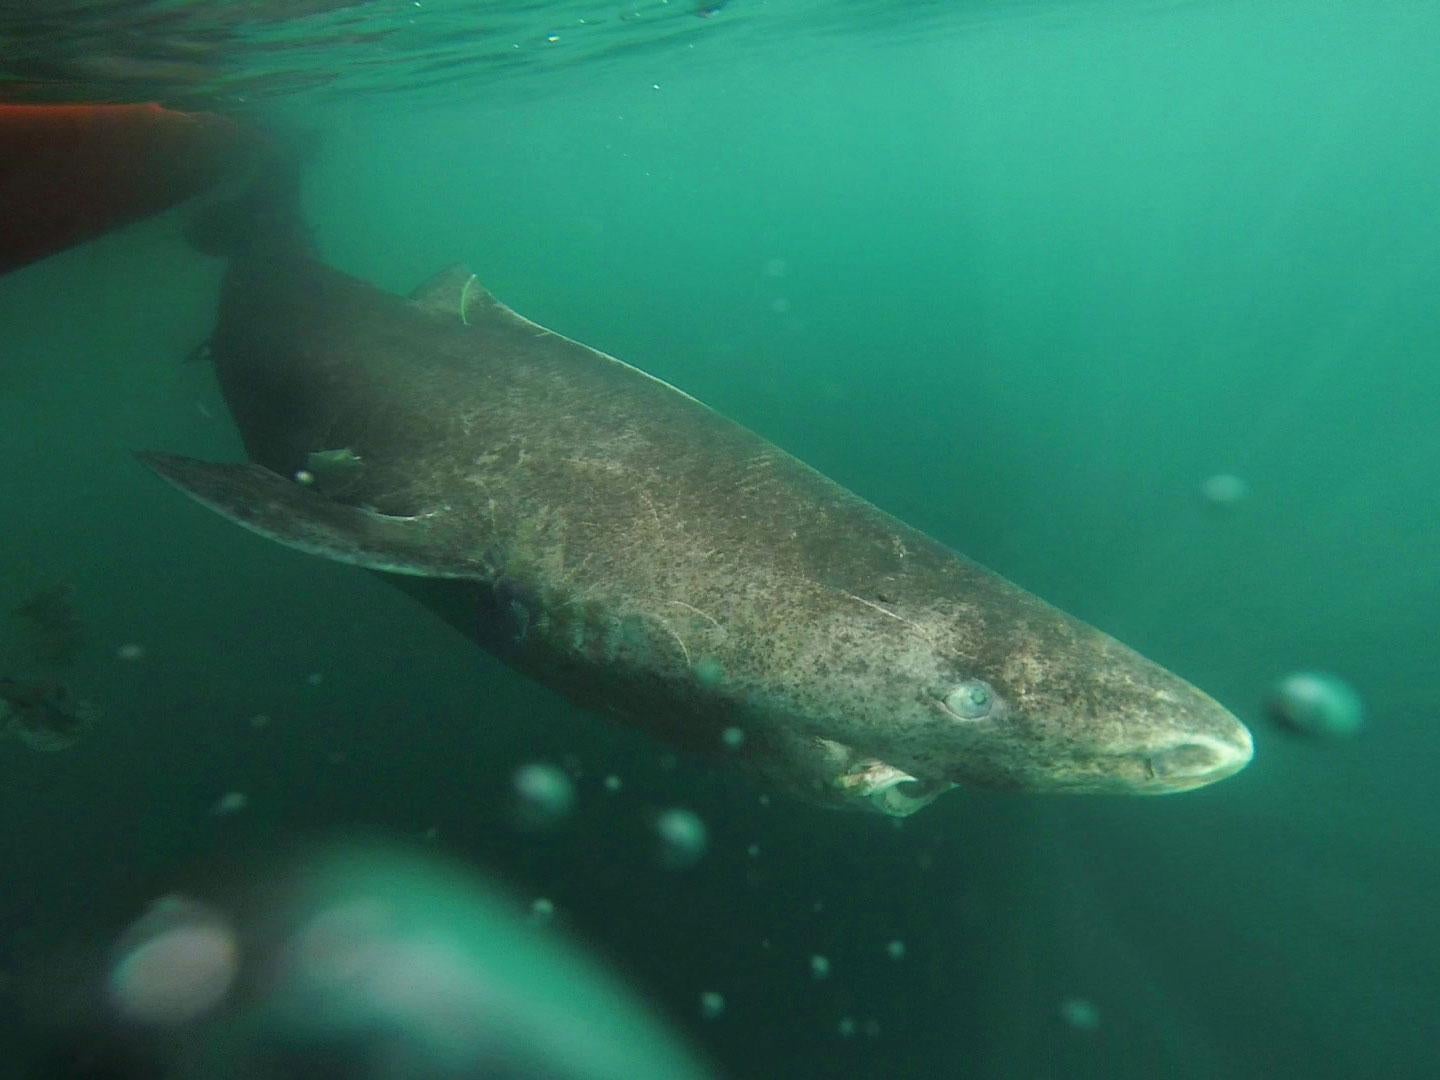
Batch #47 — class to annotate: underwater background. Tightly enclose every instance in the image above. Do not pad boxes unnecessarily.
[2,0,1438,1076]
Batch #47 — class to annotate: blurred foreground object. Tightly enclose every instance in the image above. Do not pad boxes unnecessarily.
[1265,671,1364,738]
[0,102,261,276]
[29,840,714,1079]
[28,846,714,1080]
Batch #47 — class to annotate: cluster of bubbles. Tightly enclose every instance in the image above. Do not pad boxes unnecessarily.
[509,762,710,871]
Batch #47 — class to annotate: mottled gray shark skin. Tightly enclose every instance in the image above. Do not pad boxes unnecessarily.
[141,251,1252,816]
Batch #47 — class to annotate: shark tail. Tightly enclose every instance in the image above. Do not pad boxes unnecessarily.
[184,137,314,258]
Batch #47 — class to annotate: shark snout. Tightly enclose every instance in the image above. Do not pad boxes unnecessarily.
[1143,723,1253,792]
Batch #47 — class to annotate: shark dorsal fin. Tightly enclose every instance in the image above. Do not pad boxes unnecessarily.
[409,264,535,331]
[409,263,478,318]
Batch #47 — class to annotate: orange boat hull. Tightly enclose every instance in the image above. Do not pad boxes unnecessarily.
[0,102,259,276]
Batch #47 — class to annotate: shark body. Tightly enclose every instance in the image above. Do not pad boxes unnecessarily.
[143,247,1251,815]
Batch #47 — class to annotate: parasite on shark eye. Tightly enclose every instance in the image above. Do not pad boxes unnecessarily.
[943,680,995,720]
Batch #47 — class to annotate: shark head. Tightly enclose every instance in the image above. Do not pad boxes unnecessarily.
[913,616,1255,797]
[740,556,1253,817]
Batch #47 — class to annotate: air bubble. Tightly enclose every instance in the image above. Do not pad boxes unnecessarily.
[1201,473,1248,506]
[1266,671,1364,737]
[654,808,707,869]
[211,792,248,816]
[512,763,576,829]
[1059,996,1100,1031]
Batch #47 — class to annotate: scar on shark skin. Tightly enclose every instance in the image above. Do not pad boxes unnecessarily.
[841,591,937,646]
[664,598,724,634]
[650,614,692,667]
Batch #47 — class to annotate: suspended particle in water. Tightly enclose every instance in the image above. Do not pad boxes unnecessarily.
[694,657,725,688]
[809,954,830,980]
[769,297,792,315]
[1201,472,1249,506]
[837,1016,856,1038]
[862,1019,881,1038]
[115,643,146,662]
[603,774,623,793]
[529,897,555,924]
[511,763,576,829]
[699,991,725,1020]
[249,713,271,729]
[1266,671,1364,738]
[721,726,745,751]
[109,896,238,1026]
[654,808,708,869]
[763,257,788,278]
[293,470,315,486]
[885,939,906,961]
[746,843,760,858]
[1059,996,1101,1032]
[13,584,85,667]
[305,672,324,687]
[1,679,97,751]
[211,792,248,816]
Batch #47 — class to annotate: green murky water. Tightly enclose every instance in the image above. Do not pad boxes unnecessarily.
[2,1,1437,1076]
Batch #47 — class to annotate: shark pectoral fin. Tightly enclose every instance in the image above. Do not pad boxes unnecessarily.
[136,452,480,579]
[834,756,957,818]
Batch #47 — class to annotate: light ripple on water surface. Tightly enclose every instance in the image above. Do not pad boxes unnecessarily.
[0,0,1188,109]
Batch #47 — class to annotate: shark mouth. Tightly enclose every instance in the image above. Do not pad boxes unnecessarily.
[834,757,956,817]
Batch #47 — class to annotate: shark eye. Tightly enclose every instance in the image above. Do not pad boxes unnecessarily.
[943,680,995,720]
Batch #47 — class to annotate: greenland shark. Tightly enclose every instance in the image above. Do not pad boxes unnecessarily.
[140,202,1252,816]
